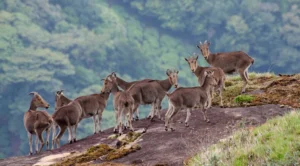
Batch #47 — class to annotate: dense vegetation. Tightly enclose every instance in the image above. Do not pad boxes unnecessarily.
[187,111,300,165]
[0,0,299,158]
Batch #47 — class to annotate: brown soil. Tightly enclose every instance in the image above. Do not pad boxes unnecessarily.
[0,104,291,166]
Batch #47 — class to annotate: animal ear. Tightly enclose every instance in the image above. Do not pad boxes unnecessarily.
[111,72,116,77]
[196,55,198,60]
[184,58,188,62]
[207,41,211,46]
[101,78,105,81]
[176,70,179,74]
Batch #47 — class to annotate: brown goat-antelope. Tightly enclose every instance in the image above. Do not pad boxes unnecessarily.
[23,92,52,155]
[52,90,72,150]
[197,40,254,93]
[128,69,179,120]
[103,73,135,135]
[112,73,152,120]
[52,83,111,148]
[185,53,226,107]
[165,70,217,131]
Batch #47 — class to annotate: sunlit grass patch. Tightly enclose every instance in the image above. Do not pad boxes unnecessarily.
[186,111,300,166]
[52,131,143,165]
[234,95,254,105]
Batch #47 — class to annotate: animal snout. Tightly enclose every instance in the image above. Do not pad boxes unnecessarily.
[174,84,178,88]
[191,69,195,73]
[46,105,50,109]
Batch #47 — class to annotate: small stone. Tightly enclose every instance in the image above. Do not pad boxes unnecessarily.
[280,105,285,108]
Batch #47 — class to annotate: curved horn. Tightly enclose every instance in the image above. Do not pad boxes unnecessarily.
[166,69,170,76]
[29,92,37,95]
[204,40,207,44]
[200,41,202,45]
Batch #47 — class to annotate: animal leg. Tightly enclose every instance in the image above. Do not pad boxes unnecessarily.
[135,108,139,121]
[93,115,98,134]
[128,109,134,131]
[35,132,39,154]
[165,104,173,131]
[169,108,180,131]
[67,126,73,144]
[118,109,124,135]
[239,68,250,94]
[155,101,163,120]
[46,127,51,150]
[51,123,57,150]
[201,106,210,123]
[114,108,119,133]
[185,108,191,127]
[218,87,223,107]
[147,104,155,119]
[73,124,78,142]
[55,126,66,148]
[98,112,103,133]
[27,132,33,155]
[37,129,45,153]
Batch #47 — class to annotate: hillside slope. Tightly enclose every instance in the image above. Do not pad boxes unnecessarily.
[0,104,291,166]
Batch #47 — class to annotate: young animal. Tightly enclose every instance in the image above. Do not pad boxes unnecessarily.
[165,70,217,131]
[128,69,179,120]
[185,53,226,107]
[52,83,111,148]
[197,40,254,93]
[52,90,72,150]
[112,73,152,120]
[23,92,52,155]
[103,73,135,135]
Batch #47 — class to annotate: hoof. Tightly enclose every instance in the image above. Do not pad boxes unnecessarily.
[28,152,33,156]
[135,117,139,121]
[118,133,122,136]
[150,117,155,122]
[130,129,134,132]
[206,120,210,123]
[69,140,73,144]
[73,138,77,142]
[185,123,189,127]
[147,116,151,119]
[165,127,168,131]
[113,129,118,133]
[35,151,38,154]
[142,128,147,133]
[170,128,175,132]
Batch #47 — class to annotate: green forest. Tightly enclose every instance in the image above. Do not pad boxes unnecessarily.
[0,0,299,158]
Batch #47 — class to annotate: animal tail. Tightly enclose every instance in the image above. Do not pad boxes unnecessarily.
[251,58,254,65]
[124,101,129,107]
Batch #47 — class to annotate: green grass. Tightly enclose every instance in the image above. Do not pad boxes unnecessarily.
[186,111,300,166]
[234,95,254,105]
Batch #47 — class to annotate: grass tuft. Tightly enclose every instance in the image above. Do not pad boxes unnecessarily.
[234,95,254,105]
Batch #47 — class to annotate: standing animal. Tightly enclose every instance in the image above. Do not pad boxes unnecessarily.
[165,70,217,131]
[128,69,179,120]
[185,53,226,107]
[24,92,52,155]
[103,73,135,135]
[197,40,254,93]
[52,90,72,150]
[111,73,152,120]
[52,83,111,148]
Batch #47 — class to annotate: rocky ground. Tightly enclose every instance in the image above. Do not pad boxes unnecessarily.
[0,104,291,166]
